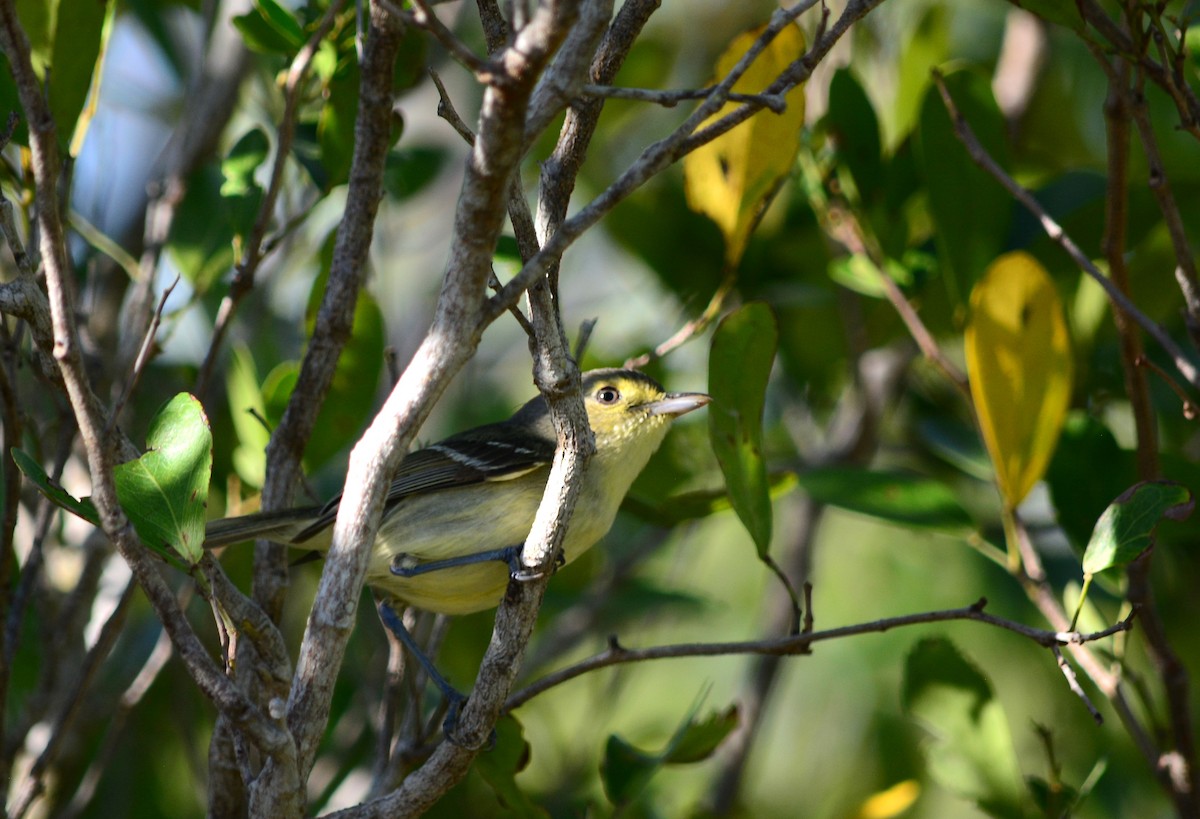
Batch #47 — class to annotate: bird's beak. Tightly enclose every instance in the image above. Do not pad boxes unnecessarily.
[647,392,712,417]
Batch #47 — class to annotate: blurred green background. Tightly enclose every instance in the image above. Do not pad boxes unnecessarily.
[7,0,1200,816]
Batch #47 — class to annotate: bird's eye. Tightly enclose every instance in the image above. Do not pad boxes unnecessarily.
[596,385,621,405]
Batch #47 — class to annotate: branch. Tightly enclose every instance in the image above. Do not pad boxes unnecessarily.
[284,0,581,805]
[240,4,411,808]
[504,599,1135,711]
[582,83,787,112]
[380,0,495,79]
[490,0,878,318]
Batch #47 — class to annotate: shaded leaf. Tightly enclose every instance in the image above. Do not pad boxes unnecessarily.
[684,23,806,265]
[232,0,304,56]
[474,716,546,817]
[113,393,212,565]
[664,705,739,764]
[795,467,973,532]
[1082,481,1194,575]
[601,702,738,808]
[11,447,100,526]
[601,734,659,808]
[825,67,882,202]
[903,638,1025,818]
[623,471,797,527]
[915,415,992,480]
[226,344,271,488]
[383,146,449,200]
[965,251,1072,509]
[221,128,270,197]
[709,303,778,555]
[828,253,913,298]
[49,0,113,155]
[0,53,28,145]
[302,255,384,471]
[916,69,1011,304]
[1008,0,1084,31]
[1044,413,1131,550]
[318,59,360,189]
[168,166,237,291]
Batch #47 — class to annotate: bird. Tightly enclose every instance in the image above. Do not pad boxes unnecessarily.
[205,368,711,615]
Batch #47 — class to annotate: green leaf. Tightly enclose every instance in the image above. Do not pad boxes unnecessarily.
[1045,413,1131,550]
[317,60,360,189]
[903,638,1026,819]
[383,146,449,201]
[708,302,778,556]
[226,344,271,488]
[0,53,28,146]
[916,69,1012,305]
[1081,481,1194,575]
[795,467,973,532]
[48,0,113,155]
[393,24,429,91]
[623,471,797,527]
[892,5,949,148]
[474,716,546,817]
[231,0,304,56]
[1008,0,1084,31]
[825,67,882,202]
[664,705,739,764]
[601,734,659,808]
[168,166,236,291]
[221,128,270,197]
[915,415,992,481]
[16,0,54,75]
[113,393,213,565]
[827,253,913,298]
[11,447,100,525]
[601,701,739,808]
[302,248,384,470]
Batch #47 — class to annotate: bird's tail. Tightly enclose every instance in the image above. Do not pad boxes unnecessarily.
[204,506,328,550]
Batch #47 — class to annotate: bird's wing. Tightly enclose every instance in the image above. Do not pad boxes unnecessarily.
[291,423,555,543]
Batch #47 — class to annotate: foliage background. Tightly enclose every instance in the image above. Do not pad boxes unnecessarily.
[4,0,1200,816]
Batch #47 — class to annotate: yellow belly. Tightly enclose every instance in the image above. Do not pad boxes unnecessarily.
[365,470,619,614]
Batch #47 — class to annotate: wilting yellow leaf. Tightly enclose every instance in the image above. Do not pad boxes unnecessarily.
[854,779,920,819]
[684,23,806,265]
[966,251,1072,508]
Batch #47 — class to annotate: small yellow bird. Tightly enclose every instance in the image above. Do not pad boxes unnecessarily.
[206,369,710,615]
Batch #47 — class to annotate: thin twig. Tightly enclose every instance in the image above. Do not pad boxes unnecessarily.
[581,83,787,112]
[1054,645,1103,725]
[625,275,734,369]
[380,0,495,79]
[429,69,477,144]
[504,598,1135,711]
[931,69,1200,392]
[1137,354,1198,419]
[106,275,178,434]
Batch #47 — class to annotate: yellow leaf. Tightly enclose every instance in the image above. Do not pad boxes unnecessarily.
[966,251,1072,508]
[684,24,806,265]
[854,779,920,819]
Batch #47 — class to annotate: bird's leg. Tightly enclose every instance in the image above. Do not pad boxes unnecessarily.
[377,602,470,744]
[389,545,565,582]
